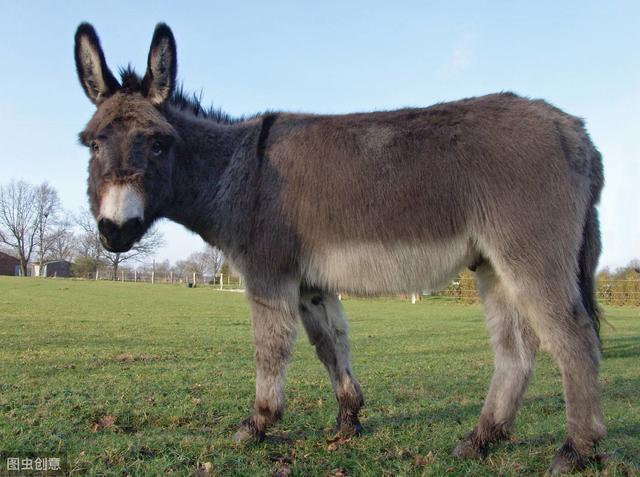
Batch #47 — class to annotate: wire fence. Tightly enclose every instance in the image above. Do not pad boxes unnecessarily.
[92,269,243,290]
[84,267,640,307]
[430,276,640,307]
[596,278,640,307]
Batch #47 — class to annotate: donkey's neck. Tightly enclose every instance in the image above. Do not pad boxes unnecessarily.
[163,107,257,243]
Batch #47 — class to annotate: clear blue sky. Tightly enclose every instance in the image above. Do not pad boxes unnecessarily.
[0,1,638,269]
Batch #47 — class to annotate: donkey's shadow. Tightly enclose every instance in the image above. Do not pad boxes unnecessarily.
[361,400,483,434]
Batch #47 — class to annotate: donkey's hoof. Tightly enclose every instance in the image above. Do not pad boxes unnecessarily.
[337,420,364,436]
[232,427,256,444]
[549,456,586,476]
[549,440,588,476]
[452,435,485,460]
[336,412,364,436]
[232,418,264,444]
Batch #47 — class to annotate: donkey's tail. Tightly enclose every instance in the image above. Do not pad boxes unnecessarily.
[578,206,602,341]
[577,144,604,342]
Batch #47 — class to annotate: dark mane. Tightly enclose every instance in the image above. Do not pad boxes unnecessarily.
[170,85,243,124]
[118,66,243,124]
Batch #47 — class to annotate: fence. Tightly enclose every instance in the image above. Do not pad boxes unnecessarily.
[92,269,243,290]
[81,267,640,306]
[596,277,640,307]
[429,272,640,307]
[430,276,479,304]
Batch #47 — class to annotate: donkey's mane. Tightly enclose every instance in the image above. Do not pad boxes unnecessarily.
[118,66,244,124]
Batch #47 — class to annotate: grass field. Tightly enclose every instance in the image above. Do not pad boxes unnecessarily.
[0,277,638,476]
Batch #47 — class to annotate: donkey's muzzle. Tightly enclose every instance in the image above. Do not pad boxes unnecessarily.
[98,217,143,253]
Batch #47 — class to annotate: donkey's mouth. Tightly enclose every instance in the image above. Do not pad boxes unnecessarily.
[98,217,144,253]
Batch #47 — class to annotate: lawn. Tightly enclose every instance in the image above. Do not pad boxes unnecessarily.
[0,277,638,476]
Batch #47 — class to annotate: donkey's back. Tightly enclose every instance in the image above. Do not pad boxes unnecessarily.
[252,93,602,297]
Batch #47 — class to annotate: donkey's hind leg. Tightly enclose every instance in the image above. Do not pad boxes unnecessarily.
[300,289,365,434]
[472,252,605,474]
[525,291,606,475]
[454,262,539,459]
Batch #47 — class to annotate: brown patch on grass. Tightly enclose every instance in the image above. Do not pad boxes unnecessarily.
[414,450,435,467]
[90,415,117,432]
[111,352,160,363]
[270,455,293,477]
[327,434,353,451]
[194,461,214,476]
[328,468,348,477]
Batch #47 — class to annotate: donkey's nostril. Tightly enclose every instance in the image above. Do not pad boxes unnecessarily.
[98,217,117,236]
[121,217,143,234]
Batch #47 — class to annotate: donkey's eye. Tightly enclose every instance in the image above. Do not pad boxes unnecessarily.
[151,141,164,156]
[90,141,99,153]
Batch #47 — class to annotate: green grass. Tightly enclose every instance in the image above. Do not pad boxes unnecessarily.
[0,277,638,476]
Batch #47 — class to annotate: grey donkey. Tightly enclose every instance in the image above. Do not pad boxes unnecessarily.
[74,23,606,475]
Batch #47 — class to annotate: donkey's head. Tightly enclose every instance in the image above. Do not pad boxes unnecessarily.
[75,23,178,252]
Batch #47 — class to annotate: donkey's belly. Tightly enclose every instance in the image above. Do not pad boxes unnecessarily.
[302,238,472,295]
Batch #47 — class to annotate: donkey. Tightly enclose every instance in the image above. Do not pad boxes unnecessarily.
[74,23,605,474]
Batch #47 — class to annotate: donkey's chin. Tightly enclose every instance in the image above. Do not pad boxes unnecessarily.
[101,240,135,253]
[100,235,138,253]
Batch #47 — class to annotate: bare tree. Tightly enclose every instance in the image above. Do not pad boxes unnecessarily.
[203,245,225,276]
[0,181,38,275]
[176,245,224,282]
[34,183,61,273]
[149,259,173,281]
[75,208,103,260]
[47,219,75,262]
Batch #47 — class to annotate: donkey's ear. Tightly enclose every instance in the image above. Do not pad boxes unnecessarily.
[142,23,177,105]
[74,23,120,104]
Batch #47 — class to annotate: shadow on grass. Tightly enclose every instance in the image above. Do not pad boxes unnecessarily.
[607,423,640,465]
[604,376,640,405]
[362,401,482,436]
[361,394,559,436]
[602,334,640,359]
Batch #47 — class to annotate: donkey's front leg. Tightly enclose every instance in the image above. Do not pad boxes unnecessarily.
[233,286,299,443]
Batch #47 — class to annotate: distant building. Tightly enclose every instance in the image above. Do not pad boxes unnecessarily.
[0,251,20,276]
[33,260,71,278]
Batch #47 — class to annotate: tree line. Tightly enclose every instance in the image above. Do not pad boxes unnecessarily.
[0,180,224,279]
[0,181,68,276]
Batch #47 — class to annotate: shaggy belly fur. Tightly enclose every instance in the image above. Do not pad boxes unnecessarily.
[302,238,474,295]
